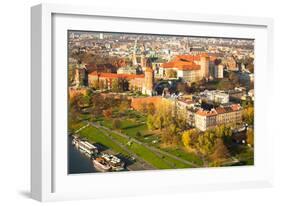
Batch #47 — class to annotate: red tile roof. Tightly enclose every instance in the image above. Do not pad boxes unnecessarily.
[215,107,226,114]
[162,61,200,71]
[196,104,241,116]
[174,54,217,62]
[89,71,144,79]
[230,104,241,111]
[161,54,217,71]
[196,109,217,117]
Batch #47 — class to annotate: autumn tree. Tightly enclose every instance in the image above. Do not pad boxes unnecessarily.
[243,106,254,125]
[217,79,234,90]
[246,127,254,147]
[166,69,177,78]
[99,79,105,91]
[214,125,232,139]
[77,94,91,108]
[119,100,130,112]
[161,123,180,146]
[214,125,225,139]
[155,115,164,131]
[90,93,104,116]
[111,78,119,92]
[147,102,156,115]
[71,50,93,65]
[194,131,216,158]
[182,129,199,151]
[112,119,122,130]
[139,102,148,113]
[92,79,99,90]
[147,114,155,130]
[103,108,112,119]
[210,138,230,162]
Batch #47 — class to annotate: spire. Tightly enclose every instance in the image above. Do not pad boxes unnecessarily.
[132,38,138,66]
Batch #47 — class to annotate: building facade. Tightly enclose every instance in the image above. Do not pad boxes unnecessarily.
[88,65,154,96]
[156,54,211,82]
[201,90,229,104]
[194,104,242,131]
[214,64,224,79]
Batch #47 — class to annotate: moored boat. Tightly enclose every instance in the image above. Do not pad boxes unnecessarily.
[93,153,125,172]
[92,157,111,172]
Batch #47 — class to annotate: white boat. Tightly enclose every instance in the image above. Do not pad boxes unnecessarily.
[92,157,111,172]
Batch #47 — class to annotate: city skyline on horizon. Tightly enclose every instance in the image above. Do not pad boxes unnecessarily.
[68,30,255,45]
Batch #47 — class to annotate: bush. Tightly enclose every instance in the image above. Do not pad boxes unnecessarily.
[136,131,142,138]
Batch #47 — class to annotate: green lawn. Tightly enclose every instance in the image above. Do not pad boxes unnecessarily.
[75,110,202,169]
[128,142,172,169]
[78,126,130,156]
[163,148,203,166]
[68,121,86,132]
[236,147,254,165]
[104,129,195,169]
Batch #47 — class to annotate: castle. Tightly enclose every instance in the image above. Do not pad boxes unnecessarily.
[73,58,155,96]
[156,54,211,82]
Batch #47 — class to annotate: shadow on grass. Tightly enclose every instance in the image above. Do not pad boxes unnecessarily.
[115,153,136,167]
[93,143,109,152]
[122,124,143,130]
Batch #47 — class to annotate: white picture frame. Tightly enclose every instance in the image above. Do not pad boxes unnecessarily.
[31,3,274,202]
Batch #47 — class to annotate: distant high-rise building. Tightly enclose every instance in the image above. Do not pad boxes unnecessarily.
[214,64,224,79]
[99,33,104,40]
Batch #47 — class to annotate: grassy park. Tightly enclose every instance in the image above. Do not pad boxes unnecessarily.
[70,112,202,170]
[69,90,253,171]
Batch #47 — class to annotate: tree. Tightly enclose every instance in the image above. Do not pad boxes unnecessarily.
[243,106,254,125]
[71,50,93,65]
[177,82,187,93]
[192,130,217,165]
[228,71,239,86]
[161,125,177,146]
[182,129,200,149]
[112,119,122,130]
[103,108,112,119]
[119,100,130,112]
[136,131,142,138]
[147,102,156,115]
[92,79,99,90]
[247,128,254,146]
[77,94,91,108]
[214,125,225,139]
[217,79,234,90]
[139,102,148,113]
[155,115,164,131]
[182,130,193,150]
[99,79,105,91]
[90,93,104,116]
[147,114,155,130]
[112,78,119,92]
[210,138,230,162]
[166,69,177,78]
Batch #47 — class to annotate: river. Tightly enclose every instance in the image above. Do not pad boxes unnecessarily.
[68,136,100,174]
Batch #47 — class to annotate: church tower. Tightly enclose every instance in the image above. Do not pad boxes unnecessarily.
[132,39,138,66]
[73,65,88,87]
[199,56,210,79]
[74,68,81,87]
[142,59,154,96]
